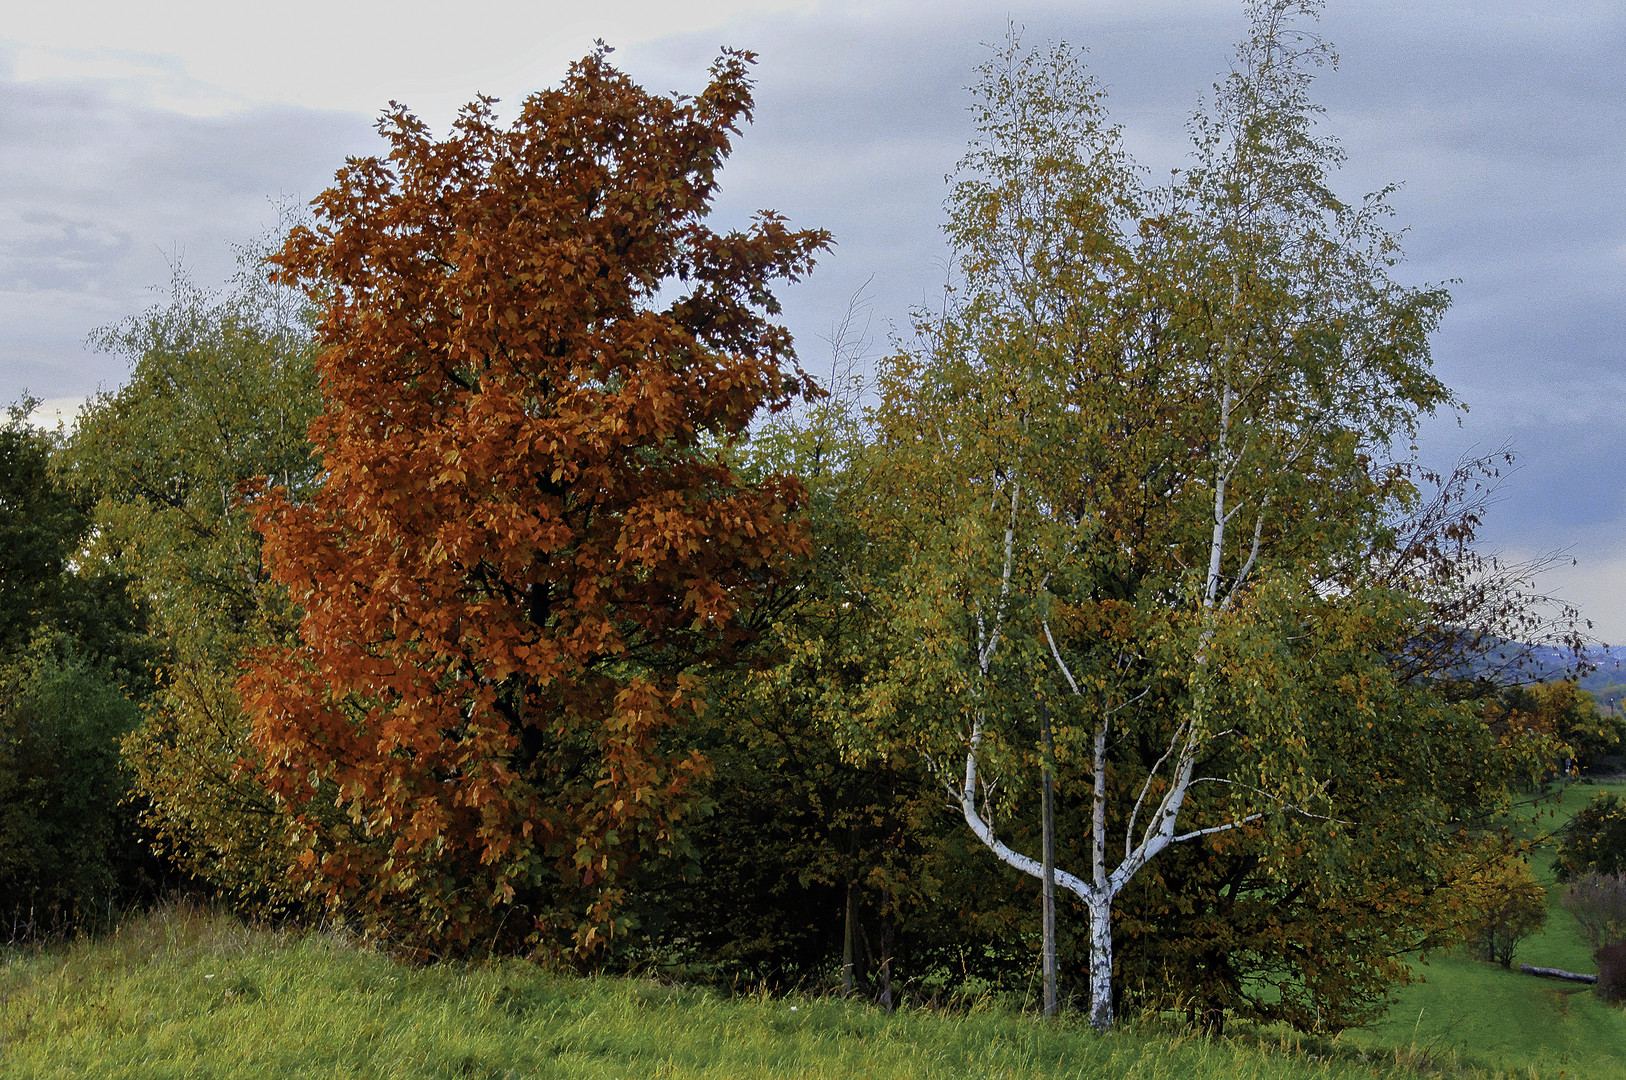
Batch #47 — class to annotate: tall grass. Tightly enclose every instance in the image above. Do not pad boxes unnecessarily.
[0,902,1533,1080]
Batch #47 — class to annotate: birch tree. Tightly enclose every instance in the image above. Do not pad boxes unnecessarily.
[859,1,1453,1031]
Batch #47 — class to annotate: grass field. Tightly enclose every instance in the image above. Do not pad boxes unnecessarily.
[1337,778,1626,1076]
[0,903,1470,1080]
[3,782,1624,1079]
[0,899,1612,1080]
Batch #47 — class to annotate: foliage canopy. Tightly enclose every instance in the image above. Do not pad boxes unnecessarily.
[240,46,828,956]
[66,256,321,911]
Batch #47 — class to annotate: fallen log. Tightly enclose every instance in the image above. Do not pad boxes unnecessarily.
[1519,964,1597,984]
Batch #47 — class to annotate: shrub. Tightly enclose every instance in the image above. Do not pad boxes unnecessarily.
[1466,857,1547,969]
[0,640,146,932]
[1554,792,1626,881]
[1560,871,1626,949]
[1558,872,1626,1001]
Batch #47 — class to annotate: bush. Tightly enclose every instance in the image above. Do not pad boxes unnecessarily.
[0,640,147,933]
[1559,872,1626,1001]
[1554,792,1626,881]
[1466,856,1547,969]
[1560,871,1626,949]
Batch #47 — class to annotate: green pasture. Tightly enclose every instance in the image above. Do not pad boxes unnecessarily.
[1337,778,1626,1076]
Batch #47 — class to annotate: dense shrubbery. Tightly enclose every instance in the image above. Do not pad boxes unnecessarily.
[0,642,143,929]
[0,406,164,933]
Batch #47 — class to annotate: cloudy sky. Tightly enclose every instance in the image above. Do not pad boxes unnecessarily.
[2,0,1622,639]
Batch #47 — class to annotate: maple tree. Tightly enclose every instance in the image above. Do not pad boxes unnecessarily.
[239,46,828,956]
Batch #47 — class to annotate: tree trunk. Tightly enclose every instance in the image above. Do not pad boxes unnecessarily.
[1086,896,1113,1031]
[1041,701,1058,1017]
[1519,964,1597,984]
[841,881,856,996]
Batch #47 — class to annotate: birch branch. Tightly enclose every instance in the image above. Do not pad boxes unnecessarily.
[1123,723,1186,863]
[1170,813,1265,843]
[1043,619,1083,696]
[978,471,1022,673]
[1188,775,1354,826]
[1219,497,1270,613]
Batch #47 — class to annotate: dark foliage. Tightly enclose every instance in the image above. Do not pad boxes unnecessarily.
[0,402,168,934]
[1556,795,1626,881]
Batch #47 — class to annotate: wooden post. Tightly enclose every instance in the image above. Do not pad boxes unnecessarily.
[842,882,856,996]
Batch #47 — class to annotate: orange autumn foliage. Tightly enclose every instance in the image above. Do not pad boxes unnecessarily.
[237,46,828,958]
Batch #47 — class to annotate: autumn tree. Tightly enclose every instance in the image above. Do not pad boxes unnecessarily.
[239,47,828,957]
[844,2,1498,1031]
[1556,793,1626,881]
[1463,850,1546,969]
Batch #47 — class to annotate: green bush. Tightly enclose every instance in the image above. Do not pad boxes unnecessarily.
[0,639,145,931]
[1555,792,1626,881]
[1466,856,1548,969]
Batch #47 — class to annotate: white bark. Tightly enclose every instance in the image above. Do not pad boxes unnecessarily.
[1085,893,1114,1030]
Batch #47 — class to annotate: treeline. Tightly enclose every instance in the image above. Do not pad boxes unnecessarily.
[4,0,1622,1035]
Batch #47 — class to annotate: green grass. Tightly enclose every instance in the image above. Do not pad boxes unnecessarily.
[1336,778,1626,1076]
[1341,953,1623,1076]
[0,903,1537,1080]
[6,783,1626,1079]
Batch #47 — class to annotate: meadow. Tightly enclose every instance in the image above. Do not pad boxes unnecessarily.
[1338,778,1626,1076]
[0,903,1536,1080]
[3,782,1622,1080]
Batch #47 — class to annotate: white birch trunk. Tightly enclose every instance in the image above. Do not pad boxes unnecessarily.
[1085,893,1114,1030]
[946,369,1268,1031]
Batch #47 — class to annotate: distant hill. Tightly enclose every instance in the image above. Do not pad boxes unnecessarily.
[1580,646,1626,712]
[1476,642,1626,709]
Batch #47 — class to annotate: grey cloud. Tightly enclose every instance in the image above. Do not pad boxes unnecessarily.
[0,76,373,399]
[0,1,1621,634]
